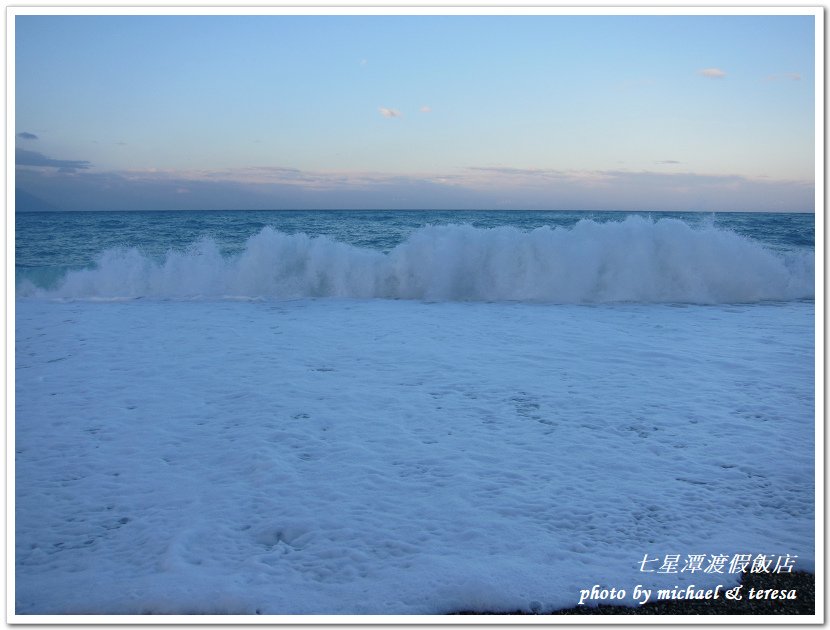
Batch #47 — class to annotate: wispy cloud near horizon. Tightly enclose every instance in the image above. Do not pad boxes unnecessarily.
[764,72,801,81]
[698,67,727,78]
[15,161,815,213]
[16,148,91,173]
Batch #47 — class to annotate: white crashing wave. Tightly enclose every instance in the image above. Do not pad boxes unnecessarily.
[24,216,814,303]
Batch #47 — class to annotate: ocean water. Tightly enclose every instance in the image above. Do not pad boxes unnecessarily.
[14,210,816,616]
[15,210,814,302]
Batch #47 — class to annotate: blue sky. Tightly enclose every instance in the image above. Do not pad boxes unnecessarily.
[14,12,817,211]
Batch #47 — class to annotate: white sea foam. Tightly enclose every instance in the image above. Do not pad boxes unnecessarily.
[25,217,814,303]
[15,298,815,614]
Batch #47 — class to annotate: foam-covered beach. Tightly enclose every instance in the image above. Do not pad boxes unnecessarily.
[15,295,814,614]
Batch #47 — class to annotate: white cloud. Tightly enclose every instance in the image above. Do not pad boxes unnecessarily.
[698,68,727,79]
[420,105,432,113]
[379,107,402,119]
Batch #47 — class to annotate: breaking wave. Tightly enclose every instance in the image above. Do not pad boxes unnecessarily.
[18,217,814,304]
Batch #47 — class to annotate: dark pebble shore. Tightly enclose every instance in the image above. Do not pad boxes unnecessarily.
[452,571,815,616]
